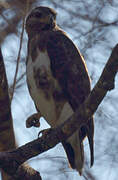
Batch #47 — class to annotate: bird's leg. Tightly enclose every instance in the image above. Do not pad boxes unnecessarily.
[26,112,42,128]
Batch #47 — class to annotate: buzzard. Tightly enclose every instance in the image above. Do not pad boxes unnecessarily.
[25,6,94,175]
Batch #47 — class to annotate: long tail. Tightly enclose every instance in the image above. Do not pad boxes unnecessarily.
[62,130,84,175]
[86,117,94,167]
[80,116,94,167]
[62,116,94,175]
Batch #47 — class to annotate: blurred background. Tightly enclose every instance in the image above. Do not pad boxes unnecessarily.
[1,0,118,179]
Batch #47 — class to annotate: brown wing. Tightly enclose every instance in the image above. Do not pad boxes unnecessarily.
[47,31,90,110]
[47,31,94,167]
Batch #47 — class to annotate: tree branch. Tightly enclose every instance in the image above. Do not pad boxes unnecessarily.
[0,46,16,180]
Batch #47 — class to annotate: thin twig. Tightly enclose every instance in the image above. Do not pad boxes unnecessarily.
[11,0,29,101]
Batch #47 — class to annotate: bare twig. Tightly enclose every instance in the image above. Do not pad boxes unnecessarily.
[11,0,29,101]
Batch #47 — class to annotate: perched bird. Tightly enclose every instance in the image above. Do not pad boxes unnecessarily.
[25,6,94,175]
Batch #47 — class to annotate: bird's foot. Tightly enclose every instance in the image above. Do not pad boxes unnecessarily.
[38,128,51,138]
[26,112,42,128]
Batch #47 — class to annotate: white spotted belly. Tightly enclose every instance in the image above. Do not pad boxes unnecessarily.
[26,50,73,127]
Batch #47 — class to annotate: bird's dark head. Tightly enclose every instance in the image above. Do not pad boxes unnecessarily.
[25,6,57,36]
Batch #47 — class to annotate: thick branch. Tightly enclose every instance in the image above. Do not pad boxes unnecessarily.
[0,44,118,176]
[0,46,16,180]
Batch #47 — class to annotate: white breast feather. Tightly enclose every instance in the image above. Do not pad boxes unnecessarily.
[26,49,73,127]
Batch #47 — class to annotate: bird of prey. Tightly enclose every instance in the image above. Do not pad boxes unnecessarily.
[25,6,94,175]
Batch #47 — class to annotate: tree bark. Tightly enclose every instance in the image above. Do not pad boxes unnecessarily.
[0,47,16,180]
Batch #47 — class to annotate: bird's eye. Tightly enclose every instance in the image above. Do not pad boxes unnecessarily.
[34,12,42,18]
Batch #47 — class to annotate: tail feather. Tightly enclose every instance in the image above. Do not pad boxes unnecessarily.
[80,116,94,167]
[62,117,94,175]
[62,141,75,169]
[62,131,84,175]
[86,117,94,167]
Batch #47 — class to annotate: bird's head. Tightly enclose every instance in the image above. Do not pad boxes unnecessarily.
[25,6,57,36]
